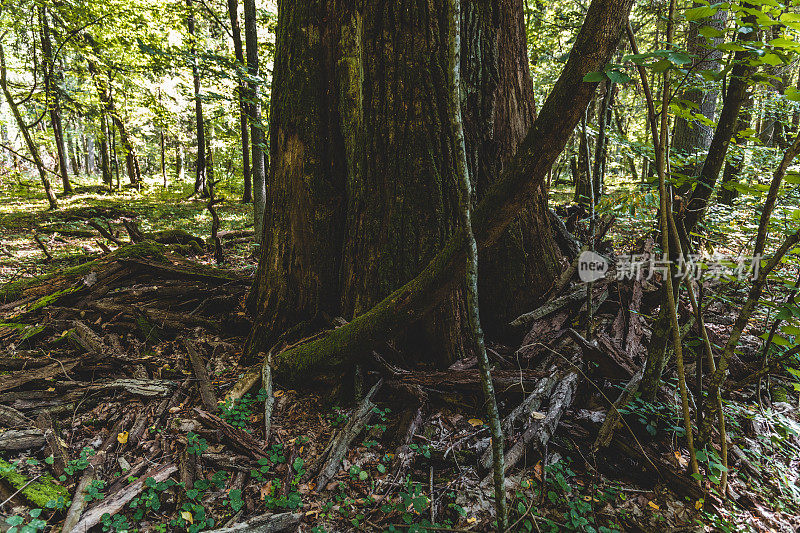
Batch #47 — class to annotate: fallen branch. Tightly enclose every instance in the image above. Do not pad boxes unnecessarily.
[315,380,382,489]
[194,407,268,459]
[0,429,45,451]
[510,286,588,328]
[68,463,176,533]
[203,512,301,533]
[483,371,580,483]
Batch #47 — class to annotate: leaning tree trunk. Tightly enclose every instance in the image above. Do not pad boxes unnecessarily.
[247,0,562,366]
[0,44,58,209]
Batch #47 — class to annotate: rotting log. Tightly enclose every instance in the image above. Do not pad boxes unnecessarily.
[0,457,70,508]
[257,0,634,385]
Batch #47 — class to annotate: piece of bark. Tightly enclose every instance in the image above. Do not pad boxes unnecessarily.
[61,451,106,533]
[194,408,268,459]
[70,320,104,353]
[0,404,32,428]
[548,208,582,260]
[35,412,69,478]
[203,512,301,533]
[0,429,45,451]
[510,286,589,328]
[69,463,177,533]
[0,359,77,393]
[185,340,219,412]
[568,328,635,380]
[315,380,382,489]
[225,365,262,402]
[387,369,548,395]
[262,351,275,442]
[101,379,176,397]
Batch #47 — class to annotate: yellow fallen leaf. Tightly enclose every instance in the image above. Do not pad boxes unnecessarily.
[274,390,284,397]
[648,501,660,511]
[180,511,193,524]
[695,500,704,510]
[46,387,55,392]
[466,517,477,524]
[117,431,129,444]
[467,418,484,427]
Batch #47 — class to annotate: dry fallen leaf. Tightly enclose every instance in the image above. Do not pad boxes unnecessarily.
[117,431,129,444]
[260,481,273,500]
[530,411,546,420]
[533,461,543,481]
[648,501,660,511]
[674,451,688,468]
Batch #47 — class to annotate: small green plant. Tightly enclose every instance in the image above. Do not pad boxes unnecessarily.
[263,453,304,511]
[349,464,368,481]
[327,406,349,428]
[5,509,47,533]
[220,393,260,430]
[224,488,244,512]
[186,431,208,456]
[84,479,106,502]
[101,513,133,532]
[409,443,432,459]
[62,446,95,479]
[129,476,177,521]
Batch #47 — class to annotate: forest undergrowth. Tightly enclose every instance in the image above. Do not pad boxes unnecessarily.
[1,172,800,532]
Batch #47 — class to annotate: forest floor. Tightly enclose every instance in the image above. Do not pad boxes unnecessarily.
[1,173,799,533]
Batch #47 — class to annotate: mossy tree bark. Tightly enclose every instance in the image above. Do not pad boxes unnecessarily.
[247,0,563,366]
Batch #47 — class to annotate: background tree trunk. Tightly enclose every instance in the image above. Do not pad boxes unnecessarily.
[672,6,726,172]
[248,0,562,365]
[39,7,72,195]
[243,0,265,235]
[187,0,207,197]
[227,0,252,204]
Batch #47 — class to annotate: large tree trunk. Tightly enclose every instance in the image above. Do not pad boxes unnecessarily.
[248,0,564,365]
[683,11,757,233]
[260,0,633,384]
